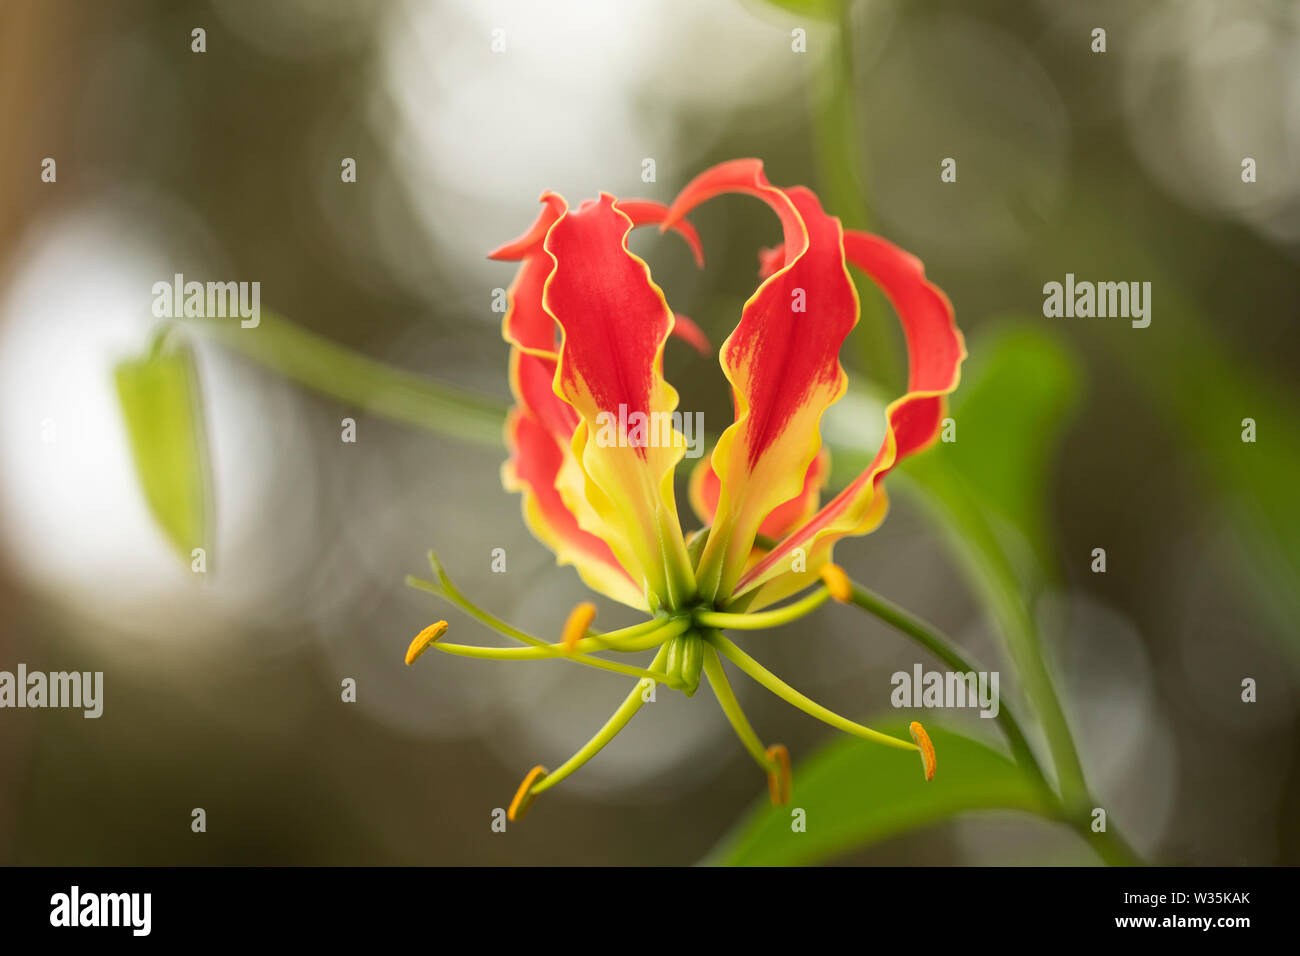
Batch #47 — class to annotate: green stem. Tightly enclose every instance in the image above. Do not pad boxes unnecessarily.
[816,1,898,392]
[900,466,1090,813]
[177,311,507,447]
[816,1,868,235]
[843,578,1047,788]
[694,587,830,630]
[406,573,687,684]
[1073,816,1145,867]
[406,574,541,647]
[702,643,778,773]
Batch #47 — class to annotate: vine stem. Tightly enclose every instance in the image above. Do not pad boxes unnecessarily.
[843,578,1047,787]
[842,573,1145,865]
[817,7,1138,864]
[177,310,506,447]
[814,0,899,392]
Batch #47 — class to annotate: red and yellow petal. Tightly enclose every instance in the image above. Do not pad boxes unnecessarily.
[690,447,829,542]
[668,313,712,357]
[503,409,647,609]
[493,194,706,357]
[488,193,568,263]
[492,193,706,607]
[492,192,568,357]
[730,229,965,606]
[664,160,856,603]
[616,200,705,268]
[542,194,696,608]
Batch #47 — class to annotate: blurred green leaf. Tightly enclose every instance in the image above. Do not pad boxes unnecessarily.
[825,323,1082,590]
[114,340,211,562]
[930,323,1081,580]
[706,721,1054,866]
[755,0,837,20]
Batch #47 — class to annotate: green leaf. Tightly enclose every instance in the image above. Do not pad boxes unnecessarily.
[824,323,1081,592]
[705,721,1055,866]
[114,340,211,562]
[929,323,1081,579]
[755,0,838,20]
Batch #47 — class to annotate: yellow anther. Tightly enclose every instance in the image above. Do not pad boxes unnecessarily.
[819,563,852,603]
[909,721,937,781]
[405,621,448,665]
[765,744,792,805]
[508,765,549,821]
[561,602,597,652]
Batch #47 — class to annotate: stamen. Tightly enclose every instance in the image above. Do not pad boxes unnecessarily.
[702,643,772,767]
[819,563,853,603]
[702,643,790,805]
[408,559,688,682]
[561,602,598,652]
[584,614,694,652]
[407,571,543,648]
[508,765,548,821]
[909,721,937,781]
[707,632,917,752]
[431,616,689,662]
[525,645,672,804]
[694,586,830,630]
[765,744,792,805]
[413,554,686,651]
[405,620,448,664]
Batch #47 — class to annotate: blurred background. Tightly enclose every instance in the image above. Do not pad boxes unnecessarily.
[0,0,1297,865]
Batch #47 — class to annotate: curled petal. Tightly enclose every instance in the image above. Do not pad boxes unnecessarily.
[667,161,856,602]
[495,193,569,356]
[731,229,965,606]
[493,193,708,607]
[488,192,568,263]
[757,244,784,280]
[616,200,705,268]
[669,313,712,357]
[494,194,705,355]
[664,158,807,269]
[843,231,965,409]
[543,194,695,608]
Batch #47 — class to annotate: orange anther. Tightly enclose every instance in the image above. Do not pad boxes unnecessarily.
[909,721,937,781]
[561,602,597,652]
[508,765,549,821]
[405,621,448,665]
[765,744,792,805]
[819,564,852,603]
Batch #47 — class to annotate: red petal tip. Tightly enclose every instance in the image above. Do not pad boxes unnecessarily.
[670,314,712,357]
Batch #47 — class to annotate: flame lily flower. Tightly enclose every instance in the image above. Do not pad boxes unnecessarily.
[407,159,964,819]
